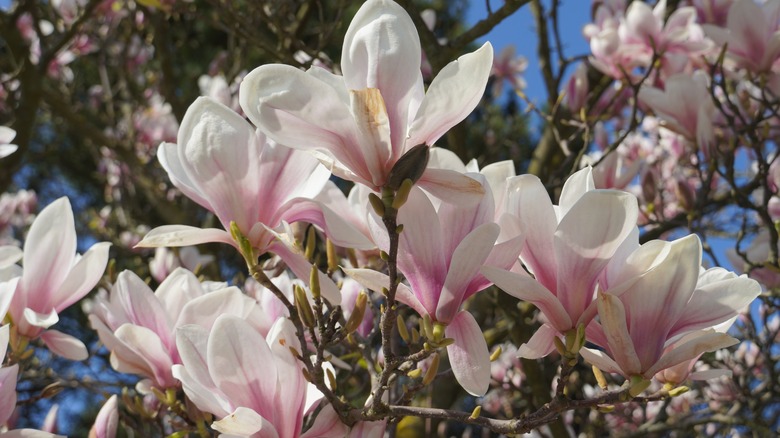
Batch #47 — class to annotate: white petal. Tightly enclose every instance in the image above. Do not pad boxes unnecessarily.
[445,311,490,396]
[135,225,234,248]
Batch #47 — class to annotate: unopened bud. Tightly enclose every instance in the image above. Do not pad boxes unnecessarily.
[490,346,503,362]
[392,178,414,210]
[396,224,404,234]
[386,144,430,190]
[294,285,316,328]
[344,291,368,334]
[326,367,338,391]
[553,336,566,356]
[436,337,455,348]
[407,368,422,379]
[411,327,420,344]
[305,226,317,262]
[326,239,338,273]
[628,376,651,397]
[368,193,385,216]
[597,404,615,413]
[422,314,434,340]
[668,385,690,397]
[469,406,481,420]
[309,266,321,301]
[397,315,410,342]
[432,322,446,342]
[423,353,440,385]
[592,365,608,390]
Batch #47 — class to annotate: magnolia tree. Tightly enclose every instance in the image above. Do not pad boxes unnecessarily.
[0,0,778,436]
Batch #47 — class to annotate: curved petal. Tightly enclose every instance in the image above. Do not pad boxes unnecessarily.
[40,329,88,361]
[481,265,572,331]
[114,324,176,388]
[417,168,485,205]
[0,246,22,269]
[266,318,307,438]
[157,142,211,211]
[645,331,738,378]
[19,197,76,310]
[211,407,280,438]
[135,225,234,248]
[517,324,559,359]
[301,404,349,438]
[580,347,624,375]
[89,395,119,438]
[52,241,110,311]
[0,363,19,425]
[597,293,641,376]
[177,287,259,332]
[445,311,490,396]
[557,167,595,216]
[342,0,422,155]
[208,316,278,417]
[436,223,499,323]
[175,324,233,417]
[279,198,375,250]
[407,42,494,147]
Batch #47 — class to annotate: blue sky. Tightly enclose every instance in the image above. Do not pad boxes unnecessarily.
[466,0,592,104]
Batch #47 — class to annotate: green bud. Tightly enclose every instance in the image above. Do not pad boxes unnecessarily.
[309,265,321,301]
[489,346,503,362]
[668,385,690,397]
[432,322,446,342]
[368,193,385,216]
[628,375,651,397]
[294,285,316,328]
[423,353,440,386]
[469,406,482,420]
[397,315,410,342]
[304,226,317,262]
[392,178,414,210]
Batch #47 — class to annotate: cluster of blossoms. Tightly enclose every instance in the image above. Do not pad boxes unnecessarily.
[0,0,773,436]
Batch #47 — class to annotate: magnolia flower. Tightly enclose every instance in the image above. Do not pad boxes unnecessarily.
[148,246,214,283]
[0,127,17,159]
[239,0,492,200]
[582,235,761,380]
[89,395,118,438]
[0,325,18,426]
[727,229,780,289]
[704,0,780,73]
[638,72,716,156]
[483,167,638,359]
[491,45,528,97]
[348,176,523,396]
[174,315,347,437]
[137,97,372,303]
[9,197,110,360]
[89,268,266,392]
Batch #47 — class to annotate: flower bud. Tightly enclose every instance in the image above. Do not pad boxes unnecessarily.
[344,291,368,334]
[386,144,429,190]
[294,284,316,328]
[423,353,440,385]
[309,265,321,301]
[392,178,414,210]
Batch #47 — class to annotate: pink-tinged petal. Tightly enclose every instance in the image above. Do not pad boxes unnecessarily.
[301,404,349,438]
[557,167,595,216]
[90,316,158,380]
[481,266,572,332]
[279,198,375,250]
[268,239,341,304]
[89,395,118,438]
[597,293,641,376]
[52,242,110,312]
[417,168,485,205]
[239,65,372,184]
[157,142,211,211]
[445,311,490,396]
[0,278,18,323]
[265,318,306,438]
[1,430,64,438]
[342,0,422,156]
[407,43,493,147]
[135,225,234,248]
[517,324,559,359]
[479,160,515,211]
[580,347,624,375]
[0,325,8,359]
[112,271,173,349]
[0,246,22,268]
[554,190,638,323]
[645,331,738,378]
[40,329,88,361]
[623,235,701,365]
[174,325,233,417]
[504,175,557,291]
[19,197,76,310]
[344,268,427,318]
[154,268,207,319]
[464,231,525,300]
[211,407,280,438]
[437,173,494,255]
[0,363,19,425]
[23,308,59,329]
[114,324,175,388]
[208,316,278,418]
[436,223,499,323]
[177,97,266,231]
[177,287,259,332]
[257,142,329,217]
[396,187,445,316]
[669,270,760,338]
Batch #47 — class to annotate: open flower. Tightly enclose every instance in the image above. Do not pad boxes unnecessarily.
[239,0,492,200]
[348,176,523,396]
[482,167,638,359]
[137,97,373,303]
[174,315,347,437]
[9,197,110,360]
[89,268,267,392]
[582,235,761,380]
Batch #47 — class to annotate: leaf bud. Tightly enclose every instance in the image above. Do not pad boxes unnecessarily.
[294,284,316,328]
[397,315,410,342]
[344,291,368,334]
[392,178,414,210]
[423,353,440,386]
[489,346,503,362]
[368,192,385,216]
[309,265,321,301]
[469,406,482,420]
